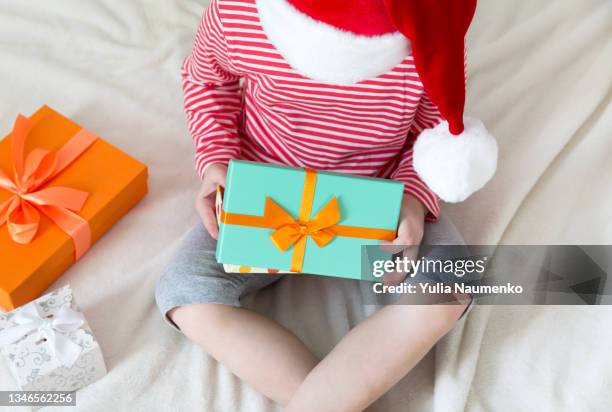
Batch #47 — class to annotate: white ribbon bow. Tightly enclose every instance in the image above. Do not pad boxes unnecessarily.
[0,302,85,367]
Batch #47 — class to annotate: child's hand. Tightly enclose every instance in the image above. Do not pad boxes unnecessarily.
[195,163,228,239]
[380,194,427,285]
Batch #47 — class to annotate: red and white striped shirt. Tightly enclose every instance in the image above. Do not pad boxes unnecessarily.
[182,0,442,219]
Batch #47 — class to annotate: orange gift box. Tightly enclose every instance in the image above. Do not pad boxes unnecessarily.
[0,106,147,311]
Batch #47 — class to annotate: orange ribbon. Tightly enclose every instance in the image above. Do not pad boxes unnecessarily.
[220,168,397,272]
[0,115,97,259]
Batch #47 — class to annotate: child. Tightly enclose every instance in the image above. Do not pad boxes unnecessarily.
[157,0,494,410]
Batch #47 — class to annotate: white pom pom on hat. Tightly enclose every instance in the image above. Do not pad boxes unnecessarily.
[413,118,498,203]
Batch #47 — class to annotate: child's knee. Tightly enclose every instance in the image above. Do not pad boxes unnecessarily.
[155,258,244,331]
[170,304,238,343]
[169,303,227,329]
[168,304,198,331]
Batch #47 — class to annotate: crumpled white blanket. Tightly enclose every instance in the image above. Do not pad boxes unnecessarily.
[0,0,611,411]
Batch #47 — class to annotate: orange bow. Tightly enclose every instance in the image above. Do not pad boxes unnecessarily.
[220,168,397,272]
[0,115,97,259]
[267,196,340,251]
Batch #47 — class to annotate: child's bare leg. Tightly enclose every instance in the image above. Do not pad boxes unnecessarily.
[170,304,319,406]
[285,302,467,412]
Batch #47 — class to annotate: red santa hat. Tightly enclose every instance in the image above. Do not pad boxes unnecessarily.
[258,0,497,202]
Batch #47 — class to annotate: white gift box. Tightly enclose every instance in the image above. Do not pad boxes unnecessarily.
[0,285,106,392]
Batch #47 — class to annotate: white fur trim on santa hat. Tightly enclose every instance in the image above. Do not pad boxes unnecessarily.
[255,0,409,85]
[413,118,498,203]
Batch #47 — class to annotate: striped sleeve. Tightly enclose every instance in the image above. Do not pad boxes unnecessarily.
[390,92,442,221]
[182,0,243,178]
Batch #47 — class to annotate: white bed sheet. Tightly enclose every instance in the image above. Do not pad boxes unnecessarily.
[0,0,611,411]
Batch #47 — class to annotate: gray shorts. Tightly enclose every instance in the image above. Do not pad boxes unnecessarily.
[155,213,470,330]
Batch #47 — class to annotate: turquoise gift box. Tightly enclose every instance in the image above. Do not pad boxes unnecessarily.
[216,160,404,280]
